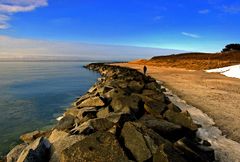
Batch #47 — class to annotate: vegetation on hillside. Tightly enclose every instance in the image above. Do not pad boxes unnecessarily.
[222,44,240,52]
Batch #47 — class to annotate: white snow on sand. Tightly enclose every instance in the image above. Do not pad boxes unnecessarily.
[206,64,240,79]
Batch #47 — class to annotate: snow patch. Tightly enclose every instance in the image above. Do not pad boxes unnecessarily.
[206,64,240,79]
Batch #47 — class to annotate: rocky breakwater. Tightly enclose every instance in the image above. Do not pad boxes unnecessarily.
[6,63,215,162]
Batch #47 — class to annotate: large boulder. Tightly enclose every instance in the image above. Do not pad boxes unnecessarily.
[164,110,198,131]
[145,82,161,91]
[76,107,97,120]
[97,86,114,95]
[6,144,27,162]
[140,115,184,141]
[78,96,105,108]
[97,107,110,118]
[128,80,144,92]
[64,108,80,117]
[142,89,165,102]
[106,80,128,89]
[65,107,97,119]
[20,130,46,143]
[61,132,129,162]
[71,121,94,135]
[143,97,166,117]
[110,94,141,114]
[153,144,187,162]
[89,118,114,131]
[17,137,50,162]
[106,113,133,125]
[50,135,85,162]
[55,115,75,131]
[87,85,97,93]
[121,122,152,162]
[73,93,93,106]
[48,129,69,144]
[103,87,126,99]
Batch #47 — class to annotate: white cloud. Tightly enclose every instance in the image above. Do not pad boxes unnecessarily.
[0,0,47,29]
[198,9,210,14]
[0,4,36,13]
[0,14,9,20]
[181,32,200,38]
[222,5,240,14]
[0,0,47,6]
[0,22,8,29]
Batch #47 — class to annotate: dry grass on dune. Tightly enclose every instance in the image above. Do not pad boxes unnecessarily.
[130,51,240,70]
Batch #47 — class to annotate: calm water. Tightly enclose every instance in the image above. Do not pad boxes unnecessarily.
[0,62,100,157]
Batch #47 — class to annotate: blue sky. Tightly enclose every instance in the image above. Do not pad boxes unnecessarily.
[0,0,239,59]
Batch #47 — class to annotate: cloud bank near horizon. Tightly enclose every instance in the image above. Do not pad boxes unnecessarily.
[0,35,186,61]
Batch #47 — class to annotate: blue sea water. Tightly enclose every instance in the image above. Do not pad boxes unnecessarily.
[0,61,100,157]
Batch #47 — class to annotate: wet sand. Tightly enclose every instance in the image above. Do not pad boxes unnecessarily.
[113,63,240,142]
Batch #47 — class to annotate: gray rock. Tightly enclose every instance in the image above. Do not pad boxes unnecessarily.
[50,135,85,162]
[103,87,126,99]
[143,97,166,116]
[71,121,94,135]
[142,89,165,102]
[7,144,27,162]
[88,85,97,93]
[145,82,161,91]
[73,93,92,106]
[121,122,152,162]
[20,130,45,143]
[97,107,110,118]
[76,107,97,120]
[89,118,114,131]
[106,113,133,125]
[55,115,75,131]
[17,137,50,162]
[78,96,105,108]
[153,144,187,162]
[110,94,141,114]
[48,129,69,144]
[140,115,183,140]
[64,108,80,117]
[128,122,174,152]
[61,132,129,162]
[97,86,114,95]
[128,80,144,92]
[108,80,129,89]
[164,110,198,131]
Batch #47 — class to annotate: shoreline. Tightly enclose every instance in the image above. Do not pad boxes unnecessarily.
[5,63,227,161]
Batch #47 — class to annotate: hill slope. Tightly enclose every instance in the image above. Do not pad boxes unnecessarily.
[130,51,240,70]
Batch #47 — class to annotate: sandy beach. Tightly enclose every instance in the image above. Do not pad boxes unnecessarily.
[113,63,240,142]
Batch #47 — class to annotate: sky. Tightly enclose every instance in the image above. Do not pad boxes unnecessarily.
[0,0,239,60]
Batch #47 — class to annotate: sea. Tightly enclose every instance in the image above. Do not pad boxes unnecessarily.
[0,61,100,157]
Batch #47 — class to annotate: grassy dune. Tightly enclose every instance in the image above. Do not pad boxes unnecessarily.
[130,51,240,70]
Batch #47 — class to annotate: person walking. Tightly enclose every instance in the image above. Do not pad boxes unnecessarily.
[143,65,147,75]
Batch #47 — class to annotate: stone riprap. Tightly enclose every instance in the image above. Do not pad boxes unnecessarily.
[6,63,215,162]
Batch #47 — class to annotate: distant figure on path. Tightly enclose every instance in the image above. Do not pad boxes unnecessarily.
[143,65,147,75]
